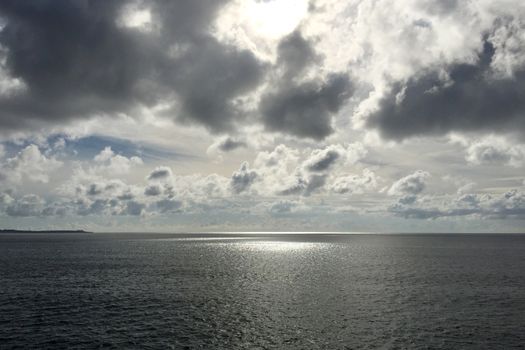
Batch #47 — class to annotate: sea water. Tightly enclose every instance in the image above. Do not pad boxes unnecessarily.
[1,233,524,349]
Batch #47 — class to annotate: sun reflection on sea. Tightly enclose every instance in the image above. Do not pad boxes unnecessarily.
[233,241,324,252]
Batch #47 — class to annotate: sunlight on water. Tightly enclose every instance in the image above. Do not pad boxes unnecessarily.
[148,237,260,242]
[233,241,325,252]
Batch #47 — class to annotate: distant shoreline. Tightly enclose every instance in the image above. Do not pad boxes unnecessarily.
[0,229,93,234]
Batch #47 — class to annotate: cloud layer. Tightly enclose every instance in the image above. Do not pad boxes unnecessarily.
[2,0,525,232]
[0,0,264,134]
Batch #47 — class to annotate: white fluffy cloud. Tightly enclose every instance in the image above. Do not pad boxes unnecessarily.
[389,189,525,220]
[388,170,430,196]
[93,146,143,175]
[0,144,62,184]
[249,143,367,197]
[465,136,525,167]
[331,169,379,194]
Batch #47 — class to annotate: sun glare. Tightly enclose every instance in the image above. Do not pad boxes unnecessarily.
[245,0,309,39]
[118,6,152,31]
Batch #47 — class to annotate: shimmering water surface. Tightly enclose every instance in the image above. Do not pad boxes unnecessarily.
[1,233,525,349]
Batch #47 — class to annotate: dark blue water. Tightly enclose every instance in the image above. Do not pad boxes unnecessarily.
[1,233,524,349]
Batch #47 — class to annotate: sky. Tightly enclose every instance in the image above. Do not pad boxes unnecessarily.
[0,0,524,232]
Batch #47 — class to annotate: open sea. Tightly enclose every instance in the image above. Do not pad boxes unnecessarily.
[0,232,524,349]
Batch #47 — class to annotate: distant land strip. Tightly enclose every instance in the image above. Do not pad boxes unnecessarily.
[0,229,92,234]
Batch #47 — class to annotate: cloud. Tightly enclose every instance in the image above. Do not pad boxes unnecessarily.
[68,176,142,216]
[247,143,367,197]
[398,195,417,205]
[147,166,173,182]
[254,144,300,170]
[276,173,308,196]
[465,136,525,167]
[303,148,340,172]
[0,143,377,217]
[230,161,258,194]
[388,189,525,220]
[177,174,229,199]
[388,170,430,196]
[365,39,525,140]
[302,143,367,172]
[275,30,320,81]
[154,198,182,213]
[0,192,14,211]
[274,172,327,197]
[117,191,135,201]
[86,183,104,196]
[268,199,299,215]
[144,184,162,196]
[258,30,353,140]
[330,169,379,194]
[303,174,327,196]
[167,37,266,132]
[215,137,247,152]
[5,194,45,217]
[123,200,146,216]
[271,143,367,197]
[1,0,524,148]
[0,144,62,184]
[74,192,148,217]
[260,73,352,140]
[93,146,143,175]
[0,0,265,135]
[206,136,247,159]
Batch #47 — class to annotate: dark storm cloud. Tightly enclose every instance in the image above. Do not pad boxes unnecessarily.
[166,37,266,132]
[259,31,353,140]
[260,74,352,140]
[0,0,265,133]
[0,1,147,126]
[275,30,320,81]
[366,40,525,140]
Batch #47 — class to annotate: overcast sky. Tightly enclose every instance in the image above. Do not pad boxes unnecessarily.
[0,0,524,232]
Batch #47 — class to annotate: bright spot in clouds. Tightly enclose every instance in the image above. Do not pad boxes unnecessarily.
[118,6,151,30]
[244,0,308,39]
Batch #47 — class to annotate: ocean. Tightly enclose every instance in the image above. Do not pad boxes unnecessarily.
[1,232,524,349]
